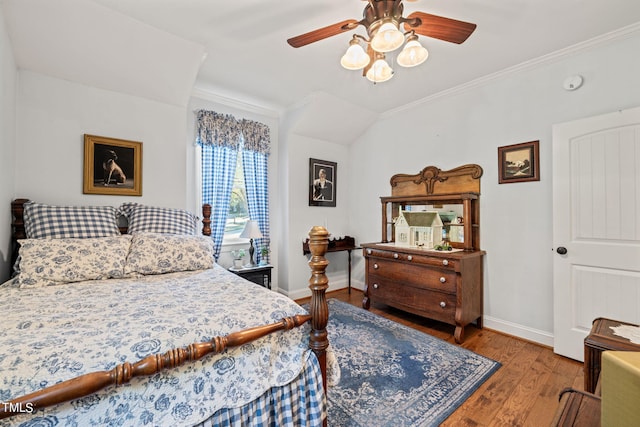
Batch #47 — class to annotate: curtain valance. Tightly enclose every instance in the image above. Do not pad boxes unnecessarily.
[196,110,241,149]
[196,110,270,154]
[240,119,270,154]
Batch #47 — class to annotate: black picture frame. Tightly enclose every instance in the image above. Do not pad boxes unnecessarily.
[498,140,540,184]
[309,158,337,207]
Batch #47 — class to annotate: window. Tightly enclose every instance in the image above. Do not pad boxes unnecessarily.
[226,151,249,238]
[196,110,271,261]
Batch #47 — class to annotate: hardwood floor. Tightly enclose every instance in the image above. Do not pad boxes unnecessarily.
[312,288,584,427]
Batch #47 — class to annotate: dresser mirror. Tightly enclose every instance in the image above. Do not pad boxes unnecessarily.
[380,164,482,251]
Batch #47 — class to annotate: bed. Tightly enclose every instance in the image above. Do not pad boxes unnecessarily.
[0,199,331,426]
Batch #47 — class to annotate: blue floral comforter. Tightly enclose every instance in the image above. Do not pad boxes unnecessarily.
[0,266,312,426]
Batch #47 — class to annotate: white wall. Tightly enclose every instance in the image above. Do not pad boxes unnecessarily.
[348,30,640,345]
[281,104,352,298]
[14,71,189,208]
[0,4,17,282]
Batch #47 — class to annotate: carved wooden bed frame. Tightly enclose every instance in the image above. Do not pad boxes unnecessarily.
[2,199,329,423]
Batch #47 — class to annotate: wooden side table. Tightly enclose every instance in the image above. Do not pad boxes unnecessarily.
[303,236,358,293]
[229,264,273,289]
[584,317,640,393]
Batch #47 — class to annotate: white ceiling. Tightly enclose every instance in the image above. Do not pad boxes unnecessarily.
[3,0,640,114]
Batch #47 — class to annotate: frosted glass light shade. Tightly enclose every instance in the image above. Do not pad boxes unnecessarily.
[340,43,370,70]
[366,58,394,83]
[370,22,404,53]
[397,39,429,67]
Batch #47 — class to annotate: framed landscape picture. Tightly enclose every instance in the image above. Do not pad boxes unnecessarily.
[498,140,540,184]
[83,134,143,196]
[309,158,336,207]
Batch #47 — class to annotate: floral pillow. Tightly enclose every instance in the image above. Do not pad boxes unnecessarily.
[124,233,214,276]
[15,236,132,288]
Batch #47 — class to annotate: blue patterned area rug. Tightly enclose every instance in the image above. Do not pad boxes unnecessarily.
[325,299,500,427]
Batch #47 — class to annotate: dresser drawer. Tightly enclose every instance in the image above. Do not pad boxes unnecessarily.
[367,279,456,324]
[364,247,458,271]
[367,259,457,293]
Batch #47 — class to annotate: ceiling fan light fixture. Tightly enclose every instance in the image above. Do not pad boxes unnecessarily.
[286,1,478,83]
[370,21,404,53]
[366,57,394,83]
[397,37,429,68]
[340,39,370,70]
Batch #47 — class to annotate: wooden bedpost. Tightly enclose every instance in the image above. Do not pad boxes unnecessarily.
[10,198,29,270]
[202,204,212,236]
[306,226,330,401]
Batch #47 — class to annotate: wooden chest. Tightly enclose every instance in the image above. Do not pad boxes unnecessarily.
[361,243,484,343]
[584,317,640,393]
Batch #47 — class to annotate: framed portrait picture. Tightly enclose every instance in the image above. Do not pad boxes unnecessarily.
[309,158,337,207]
[498,140,540,184]
[83,134,143,196]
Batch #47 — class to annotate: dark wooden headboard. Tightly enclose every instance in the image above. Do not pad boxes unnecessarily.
[10,199,212,272]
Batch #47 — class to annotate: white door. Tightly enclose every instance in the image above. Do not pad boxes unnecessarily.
[553,106,640,361]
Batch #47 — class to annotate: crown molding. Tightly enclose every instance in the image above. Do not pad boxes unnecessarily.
[381,22,640,119]
[191,87,281,118]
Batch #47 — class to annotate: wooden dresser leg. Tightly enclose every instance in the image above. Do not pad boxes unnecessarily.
[454,325,465,344]
[362,283,370,310]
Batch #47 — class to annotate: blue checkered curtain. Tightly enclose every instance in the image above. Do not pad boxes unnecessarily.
[240,119,271,264]
[196,111,241,260]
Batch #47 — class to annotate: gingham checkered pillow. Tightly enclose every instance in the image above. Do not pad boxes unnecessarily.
[24,202,121,239]
[121,203,199,235]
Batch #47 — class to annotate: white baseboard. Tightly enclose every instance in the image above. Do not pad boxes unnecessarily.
[482,315,554,348]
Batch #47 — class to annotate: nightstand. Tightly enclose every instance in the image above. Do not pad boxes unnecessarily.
[229,264,273,289]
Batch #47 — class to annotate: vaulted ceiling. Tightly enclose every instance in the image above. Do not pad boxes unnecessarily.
[3,0,640,116]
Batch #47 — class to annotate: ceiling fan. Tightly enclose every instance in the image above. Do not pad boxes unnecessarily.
[287,0,477,83]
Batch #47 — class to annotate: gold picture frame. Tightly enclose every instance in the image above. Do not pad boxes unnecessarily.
[83,134,142,196]
[498,140,540,184]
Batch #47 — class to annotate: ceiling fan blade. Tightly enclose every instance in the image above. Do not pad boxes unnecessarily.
[404,12,476,44]
[287,19,360,48]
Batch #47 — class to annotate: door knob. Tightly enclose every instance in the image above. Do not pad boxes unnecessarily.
[556,247,568,255]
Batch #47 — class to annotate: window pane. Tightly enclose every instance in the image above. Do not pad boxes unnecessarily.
[225,151,249,236]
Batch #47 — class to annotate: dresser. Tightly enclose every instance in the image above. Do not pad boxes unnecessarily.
[362,164,485,343]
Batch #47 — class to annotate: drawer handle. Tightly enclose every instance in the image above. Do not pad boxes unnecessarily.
[439,277,446,283]
[442,259,449,266]
[373,263,379,269]
[367,249,372,255]
[440,301,446,308]
[393,253,399,259]
[373,283,379,289]
[407,255,413,261]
